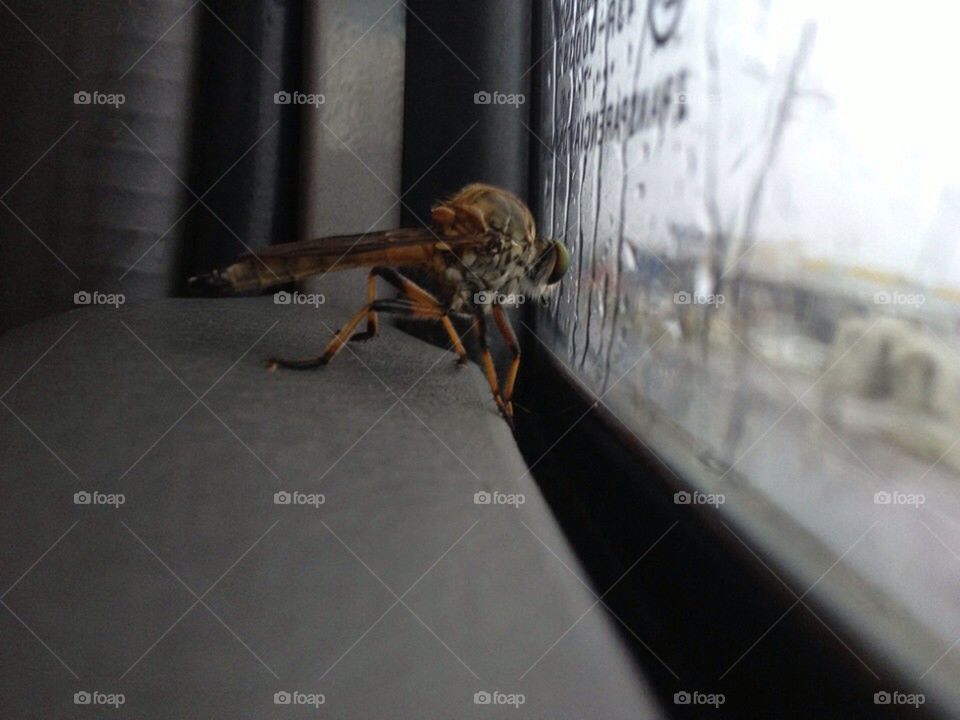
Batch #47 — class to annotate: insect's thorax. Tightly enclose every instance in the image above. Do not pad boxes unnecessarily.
[428,185,541,312]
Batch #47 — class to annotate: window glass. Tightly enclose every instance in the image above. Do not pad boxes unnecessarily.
[536,0,960,694]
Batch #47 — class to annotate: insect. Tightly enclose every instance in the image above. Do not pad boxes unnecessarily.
[192,183,570,425]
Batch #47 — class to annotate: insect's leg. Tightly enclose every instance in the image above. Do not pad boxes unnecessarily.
[361,268,468,367]
[442,316,468,368]
[348,267,385,343]
[267,302,372,370]
[268,297,449,371]
[474,310,509,423]
[491,304,520,419]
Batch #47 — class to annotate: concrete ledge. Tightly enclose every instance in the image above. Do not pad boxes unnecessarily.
[0,298,662,718]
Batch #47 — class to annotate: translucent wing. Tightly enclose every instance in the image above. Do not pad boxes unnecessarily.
[192,228,495,292]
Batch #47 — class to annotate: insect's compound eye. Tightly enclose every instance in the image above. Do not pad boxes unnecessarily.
[546,240,570,285]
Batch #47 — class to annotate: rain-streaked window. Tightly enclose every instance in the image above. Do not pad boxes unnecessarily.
[535,0,960,697]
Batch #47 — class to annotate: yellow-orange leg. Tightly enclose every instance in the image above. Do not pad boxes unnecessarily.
[351,267,467,366]
[442,316,469,368]
[492,305,520,419]
[473,311,510,425]
[266,302,373,370]
[347,269,381,342]
[267,267,468,370]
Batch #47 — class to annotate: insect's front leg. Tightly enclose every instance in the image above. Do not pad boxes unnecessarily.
[491,304,520,421]
[473,309,512,427]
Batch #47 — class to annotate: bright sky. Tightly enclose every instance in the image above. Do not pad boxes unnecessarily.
[732,1,960,285]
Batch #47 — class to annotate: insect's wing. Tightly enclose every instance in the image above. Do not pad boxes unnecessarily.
[194,228,493,293]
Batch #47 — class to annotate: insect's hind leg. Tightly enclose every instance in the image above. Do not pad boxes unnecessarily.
[351,267,468,368]
[267,302,373,370]
[267,295,455,371]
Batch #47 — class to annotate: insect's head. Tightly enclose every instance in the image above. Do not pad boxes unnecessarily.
[530,237,571,290]
[545,239,570,285]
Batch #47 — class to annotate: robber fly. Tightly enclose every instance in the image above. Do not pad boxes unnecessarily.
[192,183,570,424]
